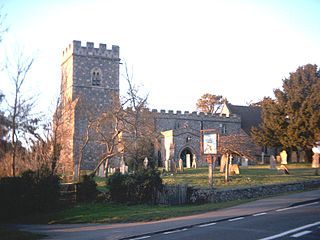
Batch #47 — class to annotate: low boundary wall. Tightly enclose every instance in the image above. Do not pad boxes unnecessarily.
[159,180,320,205]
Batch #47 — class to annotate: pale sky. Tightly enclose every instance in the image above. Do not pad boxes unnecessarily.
[1,0,320,114]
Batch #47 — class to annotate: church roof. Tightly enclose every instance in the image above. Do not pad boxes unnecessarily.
[227,104,262,135]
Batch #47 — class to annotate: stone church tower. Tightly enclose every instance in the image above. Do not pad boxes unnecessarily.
[59,40,120,181]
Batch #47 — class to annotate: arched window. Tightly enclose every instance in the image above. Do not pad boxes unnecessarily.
[91,68,102,86]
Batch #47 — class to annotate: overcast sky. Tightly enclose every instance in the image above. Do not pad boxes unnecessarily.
[1,0,320,114]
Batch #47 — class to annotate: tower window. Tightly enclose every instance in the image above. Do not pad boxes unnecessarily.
[91,68,102,86]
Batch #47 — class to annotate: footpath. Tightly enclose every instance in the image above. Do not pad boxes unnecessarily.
[13,189,320,240]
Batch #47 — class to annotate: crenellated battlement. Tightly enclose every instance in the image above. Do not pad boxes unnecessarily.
[62,40,120,63]
[151,109,241,121]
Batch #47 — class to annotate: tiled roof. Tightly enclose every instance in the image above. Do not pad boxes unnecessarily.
[227,104,261,135]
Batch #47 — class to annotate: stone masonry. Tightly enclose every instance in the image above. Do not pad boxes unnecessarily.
[59,41,120,181]
[58,41,243,181]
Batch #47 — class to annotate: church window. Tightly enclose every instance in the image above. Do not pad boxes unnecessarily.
[91,68,102,86]
[221,124,227,135]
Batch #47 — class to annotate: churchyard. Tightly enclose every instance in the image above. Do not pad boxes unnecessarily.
[161,163,319,188]
[94,163,318,191]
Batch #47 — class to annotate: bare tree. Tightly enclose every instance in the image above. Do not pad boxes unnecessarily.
[0,6,8,43]
[121,63,159,170]
[5,53,39,176]
[92,102,123,177]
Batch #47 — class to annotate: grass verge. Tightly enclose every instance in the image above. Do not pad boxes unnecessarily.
[17,199,251,224]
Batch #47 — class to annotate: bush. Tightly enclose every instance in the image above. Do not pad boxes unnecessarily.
[107,169,163,204]
[0,168,60,222]
[77,174,98,203]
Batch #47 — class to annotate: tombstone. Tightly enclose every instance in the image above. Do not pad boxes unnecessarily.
[186,154,191,168]
[312,147,320,175]
[165,159,170,172]
[120,164,128,174]
[269,155,277,170]
[178,158,184,172]
[143,157,148,169]
[312,153,319,168]
[229,164,240,175]
[299,151,306,162]
[98,163,104,177]
[241,158,248,167]
[192,154,197,168]
[280,150,287,164]
[170,159,177,173]
[220,154,228,173]
[261,152,265,164]
[291,151,298,163]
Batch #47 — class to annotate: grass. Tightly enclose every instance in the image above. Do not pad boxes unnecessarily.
[17,199,252,224]
[0,226,45,240]
[10,163,320,225]
[162,163,319,188]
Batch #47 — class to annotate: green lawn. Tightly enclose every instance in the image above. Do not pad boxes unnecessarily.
[162,163,319,188]
[11,163,320,225]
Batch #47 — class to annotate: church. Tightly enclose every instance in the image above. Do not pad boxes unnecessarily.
[58,41,261,181]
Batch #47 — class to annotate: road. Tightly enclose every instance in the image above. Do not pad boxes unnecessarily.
[13,189,320,240]
[140,201,320,240]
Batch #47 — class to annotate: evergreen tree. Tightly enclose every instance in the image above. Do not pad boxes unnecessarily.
[252,64,320,154]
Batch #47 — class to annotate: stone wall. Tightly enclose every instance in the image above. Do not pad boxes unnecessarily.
[159,180,320,205]
[190,180,320,204]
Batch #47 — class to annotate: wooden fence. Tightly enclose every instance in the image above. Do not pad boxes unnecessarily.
[157,184,188,205]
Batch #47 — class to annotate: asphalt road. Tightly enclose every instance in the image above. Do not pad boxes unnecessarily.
[142,201,320,240]
[13,189,320,240]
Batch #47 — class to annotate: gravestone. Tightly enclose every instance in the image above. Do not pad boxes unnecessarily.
[312,153,319,168]
[280,150,287,164]
[120,160,128,174]
[269,155,277,169]
[143,157,148,169]
[165,159,170,171]
[220,154,228,173]
[229,164,240,175]
[241,158,248,167]
[299,151,306,162]
[170,159,177,173]
[291,151,298,163]
[98,163,104,177]
[178,158,184,172]
[192,154,197,168]
[261,152,265,164]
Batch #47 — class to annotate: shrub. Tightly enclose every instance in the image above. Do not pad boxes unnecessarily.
[0,168,60,222]
[77,174,98,203]
[107,169,163,204]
